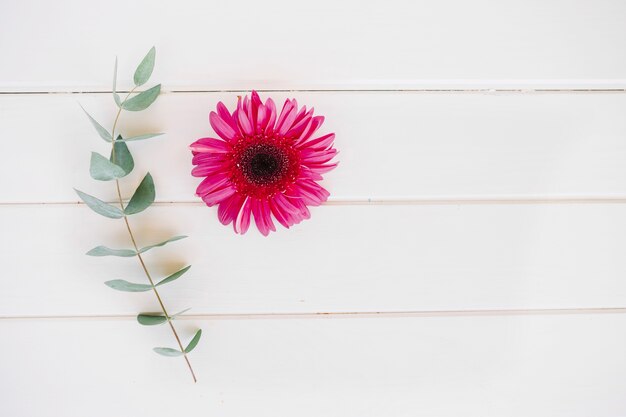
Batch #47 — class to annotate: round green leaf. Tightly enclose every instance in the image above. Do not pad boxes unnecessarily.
[80,106,112,142]
[86,246,136,257]
[153,347,183,357]
[184,329,202,353]
[90,152,125,181]
[111,140,134,176]
[74,189,124,219]
[139,235,187,254]
[122,84,161,111]
[124,173,155,215]
[137,314,167,326]
[133,47,156,87]
[120,133,164,142]
[156,265,191,287]
[104,279,152,292]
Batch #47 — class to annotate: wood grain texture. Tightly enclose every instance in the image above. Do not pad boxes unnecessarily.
[2,203,626,316]
[1,314,625,417]
[2,0,626,414]
[1,0,626,91]
[2,92,626,203]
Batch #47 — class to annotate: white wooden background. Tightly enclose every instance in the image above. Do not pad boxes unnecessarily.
[1,0,626,415]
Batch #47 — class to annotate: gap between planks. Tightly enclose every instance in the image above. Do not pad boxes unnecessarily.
[2,88,626,95]
[4,196,626,207]
[2,307,626,322]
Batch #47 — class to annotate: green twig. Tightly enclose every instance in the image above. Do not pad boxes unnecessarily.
[111,90,197,383]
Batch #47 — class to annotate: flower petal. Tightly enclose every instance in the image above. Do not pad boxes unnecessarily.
[293,105,308,125]
[192,152,226,165]
[209,111,238,141]
[276,100,299,136]
[261,199,276,232]
[287,181,327,206]
[274,193,301,215]
[217,102,238,131]
[294,115,324,145]
[256,104,267,133]
[269,197,292,228]
[234,197,252,234]
[202,185,236,206]
[189,137,230,153]
[251,198,276,236]
[298,166,324,181]
[264,97,277,134]
[300,180,330,204]
[191,161,225,177]
[307,162,339,174]
[236,97,254,136]
[251,91,262,129]
[298,133,335,151]
[196,173,230,197]
[286,108,314,139]
[218,193,245,225]
[288,196,311,220]
[301,148,338,164]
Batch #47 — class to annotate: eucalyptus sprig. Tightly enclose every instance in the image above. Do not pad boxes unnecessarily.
[75,47,200,382]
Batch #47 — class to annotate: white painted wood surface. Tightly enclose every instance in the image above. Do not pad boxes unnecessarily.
[2,203,626,316]
[3,92,626,203]
[1,314,626,417]
[1,0,626,415]
[2,0,626,91]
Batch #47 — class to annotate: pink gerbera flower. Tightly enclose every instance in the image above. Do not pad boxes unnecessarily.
[190,91,337,236]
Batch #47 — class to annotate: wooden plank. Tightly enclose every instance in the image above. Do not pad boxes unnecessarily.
[2,203,626,316]
[3,92,626,203]
[1,0,626,91]
[1,313,625,416]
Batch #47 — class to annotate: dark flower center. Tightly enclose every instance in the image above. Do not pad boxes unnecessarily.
[240,144,287,185]
[230,135,301,199]
[250,153,279,179]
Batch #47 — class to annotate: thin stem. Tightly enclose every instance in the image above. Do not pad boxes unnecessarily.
[110,90,197,383]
